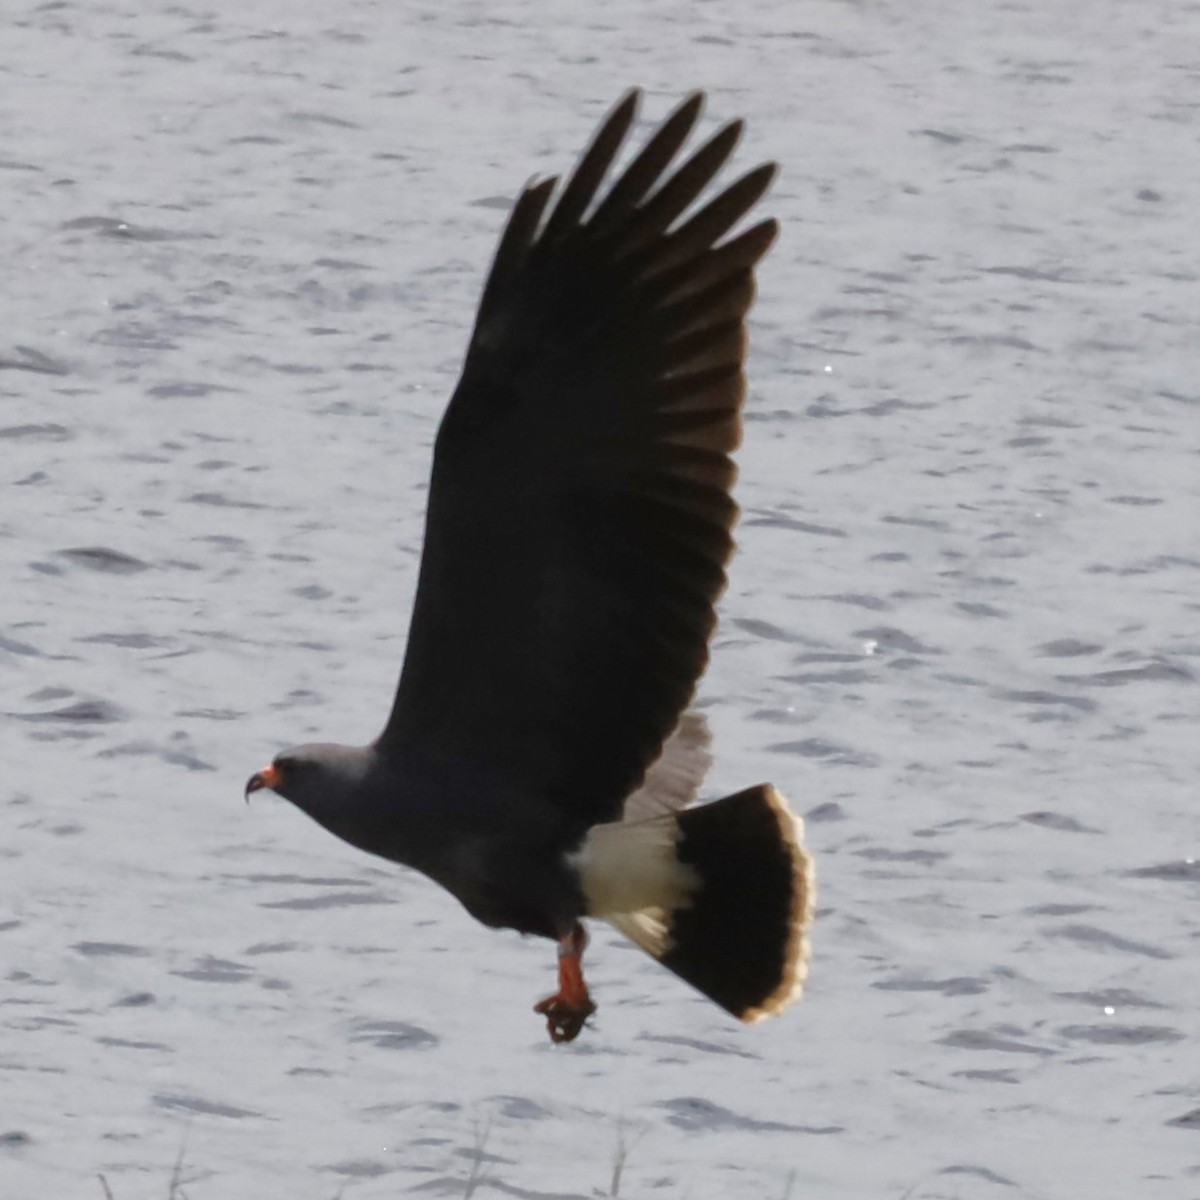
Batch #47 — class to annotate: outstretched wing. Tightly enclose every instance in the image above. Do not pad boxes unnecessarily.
[379,90,778,828]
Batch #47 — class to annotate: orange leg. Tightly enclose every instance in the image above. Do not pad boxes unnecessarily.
[533,924,596,1044]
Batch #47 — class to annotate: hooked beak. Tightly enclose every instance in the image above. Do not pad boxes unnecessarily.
[244,764,281,803]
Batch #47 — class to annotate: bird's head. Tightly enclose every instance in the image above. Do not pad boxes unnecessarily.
[245,743,371,821]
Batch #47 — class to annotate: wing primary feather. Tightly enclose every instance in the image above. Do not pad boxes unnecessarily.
[635,474,740,529]
[663,318,746,377]
[644,218,779,304]
[644,163,778,278]
[616,120,744,258]
[540,90,640,244]
[657,407,742,455]
[589,92,706,232]
[473,174,559,336]
[656,271,756,341]
[655,363,744,414]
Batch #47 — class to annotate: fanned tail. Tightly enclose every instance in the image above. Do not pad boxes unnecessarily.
[578,783,815,1021]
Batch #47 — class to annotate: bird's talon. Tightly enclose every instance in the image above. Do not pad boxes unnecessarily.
[534,992,597,1043]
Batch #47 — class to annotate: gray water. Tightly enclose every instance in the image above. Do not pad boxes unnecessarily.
[2,2,1198,1198]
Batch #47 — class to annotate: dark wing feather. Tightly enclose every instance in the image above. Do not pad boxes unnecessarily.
[379,90,778,827]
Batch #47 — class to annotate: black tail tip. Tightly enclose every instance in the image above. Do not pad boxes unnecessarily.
[661,783,815,1022]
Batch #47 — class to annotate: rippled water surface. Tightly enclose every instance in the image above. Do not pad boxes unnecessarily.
[3,3,1198,1198]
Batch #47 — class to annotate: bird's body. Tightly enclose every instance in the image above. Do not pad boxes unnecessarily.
[248,90,815,1042]
[267,742,585,936]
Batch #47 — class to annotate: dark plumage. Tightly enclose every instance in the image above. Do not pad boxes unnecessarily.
[246,89,815,1043]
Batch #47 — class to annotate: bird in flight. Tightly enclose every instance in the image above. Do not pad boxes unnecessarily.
[246,89,815,1044]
